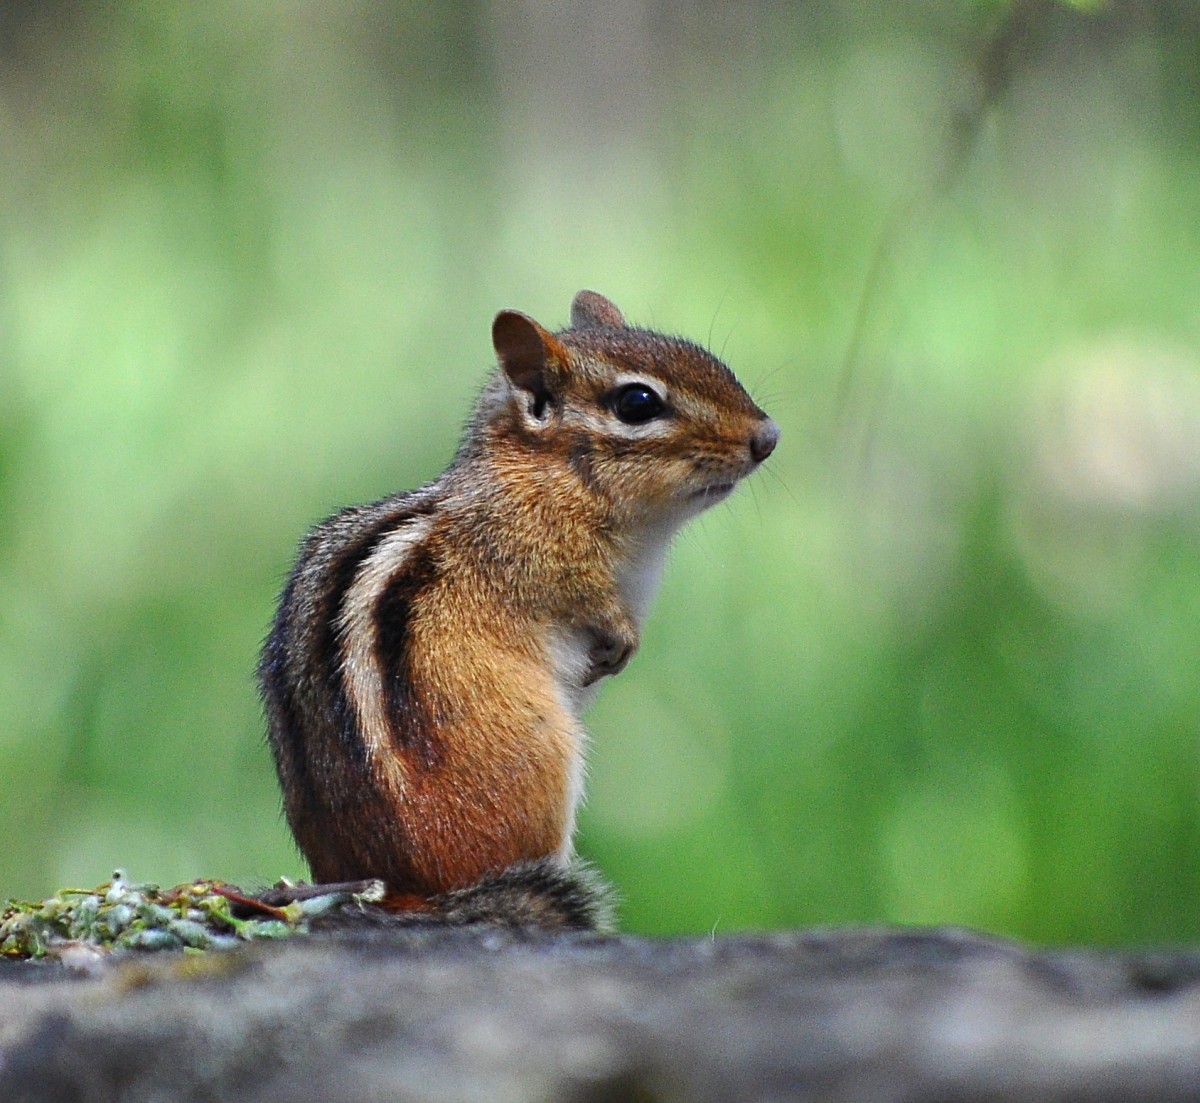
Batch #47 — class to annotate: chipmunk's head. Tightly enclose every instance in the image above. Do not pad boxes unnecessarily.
[486,290,779,529]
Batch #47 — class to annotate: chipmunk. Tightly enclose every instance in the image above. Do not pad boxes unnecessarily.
[259,291,778,931]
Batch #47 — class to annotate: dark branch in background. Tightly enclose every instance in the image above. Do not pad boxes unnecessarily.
[833,0,1050,452]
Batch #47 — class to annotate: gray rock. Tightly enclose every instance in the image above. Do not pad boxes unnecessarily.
[2,926,1200,1102]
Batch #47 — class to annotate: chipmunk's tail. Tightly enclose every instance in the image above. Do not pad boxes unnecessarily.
[395,858,616,932]
[259,858,616,933]
[415,854,619,931]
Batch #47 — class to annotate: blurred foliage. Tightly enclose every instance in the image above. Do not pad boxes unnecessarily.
[2,0,1199,943]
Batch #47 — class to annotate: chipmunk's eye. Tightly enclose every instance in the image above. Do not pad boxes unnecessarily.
[611,383,666,425]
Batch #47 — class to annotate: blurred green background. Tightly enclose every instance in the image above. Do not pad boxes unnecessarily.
[2,0,1199,943]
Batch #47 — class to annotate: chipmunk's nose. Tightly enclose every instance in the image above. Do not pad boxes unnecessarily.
[750,418,780,463]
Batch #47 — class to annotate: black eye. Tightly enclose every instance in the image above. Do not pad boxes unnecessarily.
[611,383,665,425]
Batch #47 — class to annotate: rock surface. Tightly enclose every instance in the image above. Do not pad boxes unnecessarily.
[2,926,1199,1102]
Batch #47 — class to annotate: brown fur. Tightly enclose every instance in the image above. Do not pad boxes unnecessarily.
[260,291,778,928]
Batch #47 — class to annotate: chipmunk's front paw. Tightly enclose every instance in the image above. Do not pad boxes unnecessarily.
[584,627,636,684]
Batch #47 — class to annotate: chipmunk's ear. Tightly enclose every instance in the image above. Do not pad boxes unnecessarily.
[493,310,570,411]
[570,290,626,329]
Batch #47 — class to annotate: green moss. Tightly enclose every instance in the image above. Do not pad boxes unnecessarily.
[0,870,366,961]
